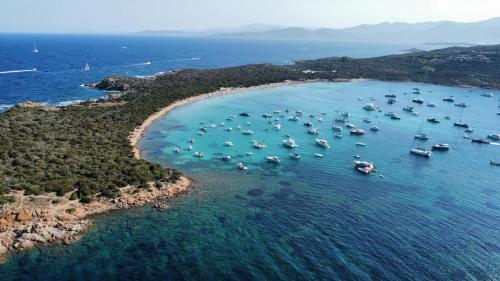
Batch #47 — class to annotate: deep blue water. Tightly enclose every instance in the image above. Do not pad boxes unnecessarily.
[0,33,429,110]
[1,81,499,280]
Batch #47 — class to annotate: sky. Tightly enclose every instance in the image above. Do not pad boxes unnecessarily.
[1,0,500,33]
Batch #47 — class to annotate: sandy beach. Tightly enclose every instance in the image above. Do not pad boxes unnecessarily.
[129,79,329,159]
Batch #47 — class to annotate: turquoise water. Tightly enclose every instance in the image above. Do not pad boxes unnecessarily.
[1,81,500,280]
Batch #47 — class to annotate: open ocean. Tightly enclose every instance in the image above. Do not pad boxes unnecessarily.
[1,35,499,280]
[0,34,428,110]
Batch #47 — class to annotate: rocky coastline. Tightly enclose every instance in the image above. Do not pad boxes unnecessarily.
[0,175,192,263]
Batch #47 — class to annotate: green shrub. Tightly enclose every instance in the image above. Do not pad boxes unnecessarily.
[79,196,93,204]
[0,195,15,205]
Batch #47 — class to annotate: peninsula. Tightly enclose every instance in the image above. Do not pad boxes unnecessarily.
[1,44,500,261]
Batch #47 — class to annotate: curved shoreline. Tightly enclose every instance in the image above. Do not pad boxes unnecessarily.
[129,79,334,159]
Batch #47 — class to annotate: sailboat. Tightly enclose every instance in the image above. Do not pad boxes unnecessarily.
[33,43,39,53]
[84,62,90,71]
[409,123,432,158]
[453,100,469,128]
[414,121,430,140]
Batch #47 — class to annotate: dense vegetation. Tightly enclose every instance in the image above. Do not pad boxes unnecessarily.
[292,45,500,88]
[1,45,499,201]
[0,65,300,200]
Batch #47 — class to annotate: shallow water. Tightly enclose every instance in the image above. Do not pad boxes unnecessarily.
[1,81,500,280]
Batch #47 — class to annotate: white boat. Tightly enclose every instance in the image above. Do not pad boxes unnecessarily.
[464,128,473,133]
[187,145,193,151]
[208,124,217,128]
[274,123,282,130]
[403,106,415,112]
[481,92,494,97]
[455,102,468,108]
[384,112,395,117]
[335,116,347,123]
[487,134,500,141]
[332,125,343,131]
[353,155,361,159]
[414,122,429,140]
[410,148,432,158]
[220,122,225,127]
[414,134,429,140]
[253,141,266,149]
[188,138,195,144]
[350,129,365,135]
[370,126,379,132]
[490,160,500,166]
[225,141,233,147]
[227,127,233,131]
[289,153,301,160]
[443,96,455,102]
[314,153,324,158]
[84,62,90,71]
[288,116,300,121]
[355,142,367,146]
[363,118,372,123]
[308,128,319,134]
[432,144,449,151]
[315,139,330,148]
[334,134,343,138]
[427,103,437,107]
[236,162,248,170]
[363,103,376,111]
[317,117,323,122]
[444,115,451,120]
[354,161,375,174]
[242,130,254,135]
[222,155,232,161]
[345,123,356,129]
[245,152,253,156]
[194,152,204,158]
[197,131,204,136]
[266,156,281,164]
[33,43,39,53]
[174,147,181,153]
[283,138,299,148]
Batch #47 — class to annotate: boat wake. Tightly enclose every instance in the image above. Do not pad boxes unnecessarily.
[0,68,37,74]
[490,142,500,146]
[130,61,152,66]
[174,57,200,61]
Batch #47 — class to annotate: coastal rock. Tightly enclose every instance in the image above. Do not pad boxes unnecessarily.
[15,211,31,222]
[0,244,8,255]
[93,77,142,92]
[18,101,48,109]
[154,203,170,210]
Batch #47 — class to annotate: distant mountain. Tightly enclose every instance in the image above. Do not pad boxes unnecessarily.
[138,17,500,44]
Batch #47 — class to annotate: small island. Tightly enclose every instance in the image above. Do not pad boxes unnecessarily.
[1,44,500,261]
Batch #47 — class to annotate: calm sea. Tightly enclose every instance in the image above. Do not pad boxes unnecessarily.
[1,81,499,280]
[0,33,429,110]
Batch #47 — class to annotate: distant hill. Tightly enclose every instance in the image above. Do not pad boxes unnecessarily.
[138,17,500,44]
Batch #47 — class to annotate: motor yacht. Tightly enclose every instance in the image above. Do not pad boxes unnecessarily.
[315,139,330,148]
[266,156,281,164]
[350,129,365,135]
[410,148,432,158]
[354,161,375,174]
[283,138,299,148]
